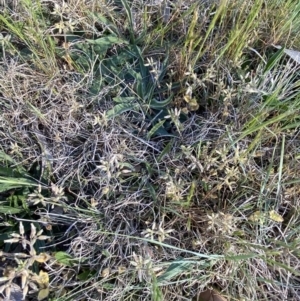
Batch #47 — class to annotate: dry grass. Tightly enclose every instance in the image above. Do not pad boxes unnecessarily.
[1,0,300,300]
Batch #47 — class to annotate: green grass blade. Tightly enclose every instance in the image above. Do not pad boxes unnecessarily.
[264,47,285,74]
[119,0,135,43]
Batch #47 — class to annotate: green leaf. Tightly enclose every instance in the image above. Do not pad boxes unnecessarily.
[127,69,145,98]
[144,82,156,102]
[0,151,15,164]
[106,103,140,119]
[7,193,27,209]
[112,96,136,103]
[157,260,192,283]
[154,126,176,138]
[0,176,37,187]
[89,12,119,35]
[86,36,128,55]
[0,166,23,178]
[0,174,37,194]
[54,251,75,267]
[0,184,22,193]
[152,274,164,301]
[146,184,157,202]
[149,94,173,110]
[132,45,148,79]
[77,269,96,281]
[146,120,166,139]
[158,140,174,162]
[0,206,23,214]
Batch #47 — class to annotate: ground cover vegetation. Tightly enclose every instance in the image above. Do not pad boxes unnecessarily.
[0,0,300,300]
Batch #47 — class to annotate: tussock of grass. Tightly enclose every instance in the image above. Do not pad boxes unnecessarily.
[1,0,300,300]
